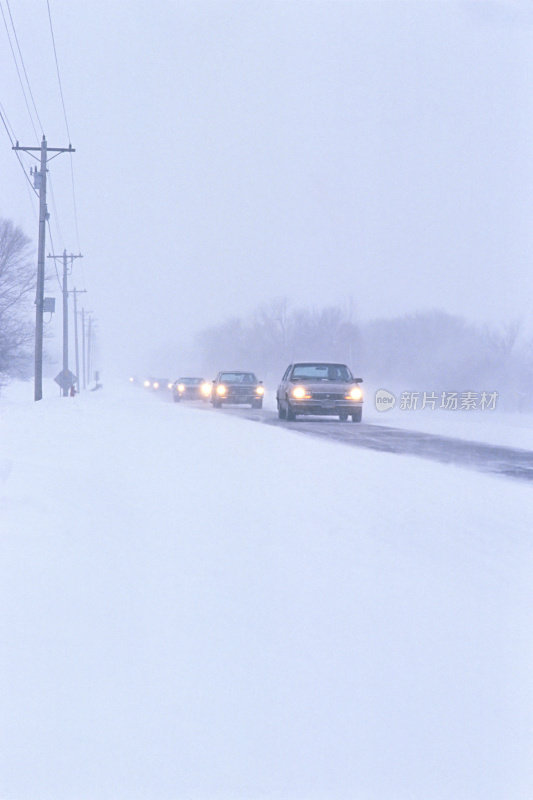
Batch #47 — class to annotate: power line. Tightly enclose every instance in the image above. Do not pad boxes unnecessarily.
[48,174,64,250]
[46,218,63,291]
[0,103,39,198]
[0,99,15,140]
[1,2,80,256]
[45,0,70,142]
[5,0,44,134]
[46,0,81,252]
[0,0,39,139]
[69,154,81,252]
[2,0,85,394]
[13,147,38,196]
[23,175,38,223]
[1,103,39,221]
[0,102,15,144]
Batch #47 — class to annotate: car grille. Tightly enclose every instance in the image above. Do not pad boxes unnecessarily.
[229,386,253,395]
[310,392,345,400]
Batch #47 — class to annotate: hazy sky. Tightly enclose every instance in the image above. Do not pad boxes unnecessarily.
[1,0,532,374]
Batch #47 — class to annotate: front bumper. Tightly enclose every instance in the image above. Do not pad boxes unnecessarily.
[175,389,203,399]
[289,400,363,416]
[217,394,260,404]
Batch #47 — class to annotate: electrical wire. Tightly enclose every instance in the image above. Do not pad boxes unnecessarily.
[0,0,39,139]
[0,101,14,145]
[5,0,44,135]
[46,218,64,292]
[0,101,37,221]
[45,0,70,142]
[0,102,39,199]
[0,99,15,140]
[69,153,81,252]
[46,0,81,253]
[0,11,40,220]
[23,175,38,223]
[1,0,84,301]
[48,173,64,251]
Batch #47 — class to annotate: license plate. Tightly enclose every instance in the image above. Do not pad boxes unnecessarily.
[322,402,335,409]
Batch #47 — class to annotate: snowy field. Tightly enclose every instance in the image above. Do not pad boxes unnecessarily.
[1,380,532,800]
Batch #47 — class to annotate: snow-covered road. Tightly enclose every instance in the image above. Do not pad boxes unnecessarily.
[1,382,532,800]
[197,402,533,482]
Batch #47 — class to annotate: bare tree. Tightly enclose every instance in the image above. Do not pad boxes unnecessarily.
[0,218,35,388]
[195,299,361,382]
[195,299,531,408]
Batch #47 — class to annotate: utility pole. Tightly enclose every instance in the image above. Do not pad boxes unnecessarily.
[48,251,83,396]
[87,314,93,387]
[70,288,87,392]
[12,136,75,401]
[81,307,86,390]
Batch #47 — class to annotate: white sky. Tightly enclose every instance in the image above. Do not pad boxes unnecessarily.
[1,0,532,374]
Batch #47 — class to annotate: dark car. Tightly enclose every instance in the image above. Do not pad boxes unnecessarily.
[172,377,211,402]
[142,377,167,390]
[211,371,265,408]
[276,362,363,421]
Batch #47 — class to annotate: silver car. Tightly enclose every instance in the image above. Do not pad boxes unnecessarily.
[277,362,363,422]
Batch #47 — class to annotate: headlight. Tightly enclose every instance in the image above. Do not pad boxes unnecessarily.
[201,383,211,396]
[167,382,174,390]
[153,381,160,390]
[129,377,134,383]
[255,386,265,395]
[346,387,363,401]
[292,386,311,400]
[143,380,151,388]
[216,384,227,396]
[178,383,185,392]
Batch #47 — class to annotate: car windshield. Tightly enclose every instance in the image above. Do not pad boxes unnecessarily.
[220,372,257,384]
[178,378,203,385]
[291,364,352,382]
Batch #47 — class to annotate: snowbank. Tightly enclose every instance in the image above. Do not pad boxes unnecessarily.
[366,404,533,451]
[1,381,532,800]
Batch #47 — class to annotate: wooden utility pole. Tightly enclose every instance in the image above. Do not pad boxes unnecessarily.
[48,251,83,396]
[70,288,86,392]
[12,136,75,401]
[81,307,86,390]
[87,314,93,387]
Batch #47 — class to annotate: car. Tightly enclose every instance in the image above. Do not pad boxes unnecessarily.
[211,371,265,408]
[276,362,363,421]
[143,377,170,391]
[172,377,211,402]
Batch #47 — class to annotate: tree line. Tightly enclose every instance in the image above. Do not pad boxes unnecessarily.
[0,218,35,392]
[194,299,533,411]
